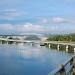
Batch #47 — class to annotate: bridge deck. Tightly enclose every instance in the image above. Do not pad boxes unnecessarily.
[1,37,75,46]
[0,38,40,43]
[43,41,75,46]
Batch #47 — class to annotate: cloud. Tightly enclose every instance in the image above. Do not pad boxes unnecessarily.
[0,9,25,20]
[1,22,75,34]
[0,24,14,30]
[51,16,75,24]
[15,23,50,32]
[51,17,66,24]
[0,23,52,33]
[0,9,17,12]
[41,18,48,24]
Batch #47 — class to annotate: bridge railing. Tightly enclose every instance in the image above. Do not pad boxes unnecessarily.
[48,55,75,75]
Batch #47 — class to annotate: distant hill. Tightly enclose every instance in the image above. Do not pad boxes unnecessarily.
[24,35,40,40]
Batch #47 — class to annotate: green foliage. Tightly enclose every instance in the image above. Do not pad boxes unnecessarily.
[47,34,75,42]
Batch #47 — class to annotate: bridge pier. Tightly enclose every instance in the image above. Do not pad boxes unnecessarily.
[0,41,2,44]
[47,43,70,52]
[74,48,75,53]
[49,44,50,48]
[6,41,8,44]
[44,42,75,53]
[66,45,68,52]
[57,44,60,50]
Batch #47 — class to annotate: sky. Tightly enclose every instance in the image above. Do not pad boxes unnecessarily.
[0,0,75,35]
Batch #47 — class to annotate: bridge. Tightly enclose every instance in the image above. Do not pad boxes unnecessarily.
[42,41,75,52]
[0,38,40,43]
[1,37,75,49]
[0,35,47,44]
[0,37,75,52]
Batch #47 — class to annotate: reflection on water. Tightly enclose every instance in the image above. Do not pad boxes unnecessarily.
[0,43,73,75]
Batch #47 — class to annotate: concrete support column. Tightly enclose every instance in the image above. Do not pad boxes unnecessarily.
[66,45,68,52]
[6,41,8,44]
[74,48,75,53]
[49,44,50,48]
[0,41,2,44]
[57,44,60,50]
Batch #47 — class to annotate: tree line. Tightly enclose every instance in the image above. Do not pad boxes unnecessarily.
[47,34,75,42]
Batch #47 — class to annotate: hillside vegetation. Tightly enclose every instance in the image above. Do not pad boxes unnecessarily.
[47,34,75,42]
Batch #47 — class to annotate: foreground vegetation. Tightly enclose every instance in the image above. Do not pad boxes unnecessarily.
[47,33,75,42]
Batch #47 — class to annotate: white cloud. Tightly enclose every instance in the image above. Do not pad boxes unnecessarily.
[0,24,14,30]
[0,9,17,12]
[0,22,56,34]
[15,23,48,32]
[51,17,65,24]
[0,23,75,34]
[41,18,48,24]
[0,23,46,32]
[0,9,25,20]
[37,18,49,25]
[51,16,75,24]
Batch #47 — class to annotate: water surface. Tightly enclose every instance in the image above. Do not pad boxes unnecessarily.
[0,43,73,75]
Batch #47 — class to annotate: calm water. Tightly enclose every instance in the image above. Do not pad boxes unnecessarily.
[0,43,73,75]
